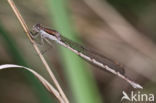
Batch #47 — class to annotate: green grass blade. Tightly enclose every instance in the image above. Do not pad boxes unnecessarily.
[46,0,102,103]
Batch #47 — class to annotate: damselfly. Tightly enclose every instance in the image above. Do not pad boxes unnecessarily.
[31,24,143,89]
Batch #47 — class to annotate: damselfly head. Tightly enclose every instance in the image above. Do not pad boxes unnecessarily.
[32,24,43,33]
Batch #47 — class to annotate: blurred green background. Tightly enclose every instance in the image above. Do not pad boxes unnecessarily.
[0,0,156,103]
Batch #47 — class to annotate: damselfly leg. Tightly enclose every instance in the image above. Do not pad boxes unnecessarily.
[30,31,53,54]
[30,31,40,39]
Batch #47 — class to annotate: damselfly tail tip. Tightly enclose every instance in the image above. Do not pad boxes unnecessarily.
[130,81,143,89]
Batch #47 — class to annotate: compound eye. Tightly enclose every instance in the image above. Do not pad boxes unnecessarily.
[35,24,41,29]
[32,24,41,32]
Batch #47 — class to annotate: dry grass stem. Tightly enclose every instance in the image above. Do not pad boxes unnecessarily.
[8,0,69,102]
[0,64,65,103]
